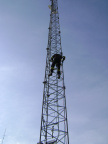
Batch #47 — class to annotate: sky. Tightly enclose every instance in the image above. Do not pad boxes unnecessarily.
[0,0,108,144]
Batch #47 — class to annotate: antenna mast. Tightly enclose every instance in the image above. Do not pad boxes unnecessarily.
[1,129,6,144]
[38,0,69,143]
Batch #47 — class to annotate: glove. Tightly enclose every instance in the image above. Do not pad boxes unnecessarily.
[62,56,65,62]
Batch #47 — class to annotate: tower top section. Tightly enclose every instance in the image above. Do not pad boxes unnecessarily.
[47,0,62,56]
[48,0,58,14]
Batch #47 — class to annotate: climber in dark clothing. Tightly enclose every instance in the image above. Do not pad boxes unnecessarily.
[49,54,65,79]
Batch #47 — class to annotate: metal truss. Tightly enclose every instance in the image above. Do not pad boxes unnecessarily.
[38,0,69,144]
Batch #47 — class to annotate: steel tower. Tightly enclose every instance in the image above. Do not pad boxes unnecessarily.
[38,0,69,144]
[1,129,6,144]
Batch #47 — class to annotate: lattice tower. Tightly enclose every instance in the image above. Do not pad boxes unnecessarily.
[38,0,69,144]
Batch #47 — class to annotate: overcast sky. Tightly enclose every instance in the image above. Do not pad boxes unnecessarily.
[0,0,108,144]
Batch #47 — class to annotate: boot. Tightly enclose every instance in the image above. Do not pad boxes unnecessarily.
[48,72,52,76]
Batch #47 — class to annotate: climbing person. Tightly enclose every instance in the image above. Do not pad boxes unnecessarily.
[49,54,65,79]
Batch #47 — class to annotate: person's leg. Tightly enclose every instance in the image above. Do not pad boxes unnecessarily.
[51,61,55,73]
[49,61,55,76]
[57,62,60,78]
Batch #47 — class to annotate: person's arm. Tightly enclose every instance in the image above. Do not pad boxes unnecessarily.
[51,56,53,61]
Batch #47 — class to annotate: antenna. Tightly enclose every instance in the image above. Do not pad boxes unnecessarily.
[1,129,6,144]
[38,0,69,143]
